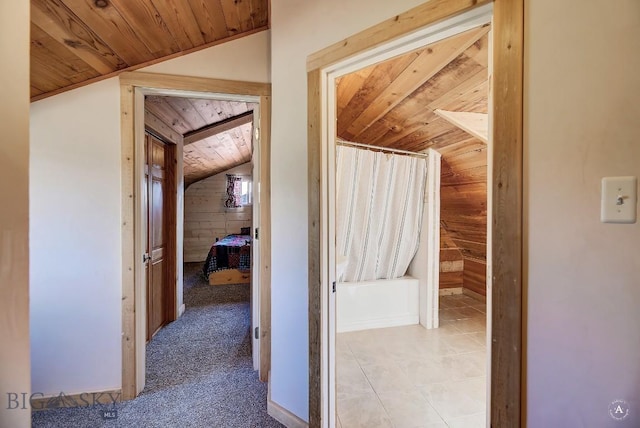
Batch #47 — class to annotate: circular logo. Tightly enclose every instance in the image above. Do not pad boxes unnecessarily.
[609,399,630,421]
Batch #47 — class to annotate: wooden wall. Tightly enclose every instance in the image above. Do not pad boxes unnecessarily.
[439,142,487,296]
[183,163,252,262]
[439,228,463,289]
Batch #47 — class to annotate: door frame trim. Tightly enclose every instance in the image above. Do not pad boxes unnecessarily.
[120,72,272,399]
[307,0,524,426]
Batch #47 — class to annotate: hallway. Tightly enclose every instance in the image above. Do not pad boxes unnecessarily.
[32,263,281,428]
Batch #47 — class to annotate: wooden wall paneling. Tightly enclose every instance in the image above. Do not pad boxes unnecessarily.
[462,258,486,296]
[445,146,488,174]
[427,68,487,111]
[151,0,205,50]
[58,0,154,64]
[31,0,125,74]
[183,163,252,262]
[437,136,485,158]
[440,228,464,289]
[452,239,486,260]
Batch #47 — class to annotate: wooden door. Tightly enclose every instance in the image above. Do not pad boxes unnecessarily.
[146,133,170,341]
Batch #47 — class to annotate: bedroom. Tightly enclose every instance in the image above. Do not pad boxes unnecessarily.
[141,93,266,378]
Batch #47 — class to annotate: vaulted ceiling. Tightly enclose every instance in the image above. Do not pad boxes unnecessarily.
[145,97,257,186]
[30,0,269,101]
[336,24,490,268]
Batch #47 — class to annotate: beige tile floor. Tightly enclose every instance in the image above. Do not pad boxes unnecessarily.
[336,294,487,428]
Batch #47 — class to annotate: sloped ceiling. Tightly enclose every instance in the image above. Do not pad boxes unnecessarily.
[30,0,269,101]
[145,97,257,186]
[336,24,490,263]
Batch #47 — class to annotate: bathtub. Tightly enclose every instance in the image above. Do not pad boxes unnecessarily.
[336,275,419,333]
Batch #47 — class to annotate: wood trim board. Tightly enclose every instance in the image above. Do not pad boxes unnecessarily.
[306,0,524,426]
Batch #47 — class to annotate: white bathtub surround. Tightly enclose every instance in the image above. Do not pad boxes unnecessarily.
[337,276,419,333]
[336,145,427,282]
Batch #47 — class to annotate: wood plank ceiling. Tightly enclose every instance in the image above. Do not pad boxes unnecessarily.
[145,96,257,186]
[336,24,490,294]
[30,0,269,101]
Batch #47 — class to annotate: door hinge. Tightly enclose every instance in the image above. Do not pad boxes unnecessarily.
[332,281,336,293]
[254,327,259,339]
[255,227,259,240]
[255,127,260,141]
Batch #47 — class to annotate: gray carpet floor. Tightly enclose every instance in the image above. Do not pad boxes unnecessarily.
[32,263,283,428]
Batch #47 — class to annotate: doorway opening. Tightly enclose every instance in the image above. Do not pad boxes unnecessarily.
[330,8,492,427]
[308,0,524,426]
[120,73,272,400]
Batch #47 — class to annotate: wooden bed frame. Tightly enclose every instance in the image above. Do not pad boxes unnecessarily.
[208,268,251,286]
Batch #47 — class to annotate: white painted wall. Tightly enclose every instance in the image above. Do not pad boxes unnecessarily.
[0,1,31,426]
[270,0,425,420]
[30,79,123,395]
[29,31,270,397]
[525,0,640,426]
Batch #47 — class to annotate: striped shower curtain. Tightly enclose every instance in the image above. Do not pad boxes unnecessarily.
[336,145,427,282]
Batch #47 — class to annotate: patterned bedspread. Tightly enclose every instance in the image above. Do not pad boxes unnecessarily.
[203,234,252,277]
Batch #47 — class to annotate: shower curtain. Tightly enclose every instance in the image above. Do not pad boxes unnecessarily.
[336,145,427,282]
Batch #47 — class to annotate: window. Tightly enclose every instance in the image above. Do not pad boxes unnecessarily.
[240,177,252,205]
[225,174,252,208]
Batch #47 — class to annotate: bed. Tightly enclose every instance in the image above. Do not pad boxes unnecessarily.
[202,234,252,285]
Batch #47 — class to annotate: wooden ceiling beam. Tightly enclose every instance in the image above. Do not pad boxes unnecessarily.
[434,110,488,143]
[345,24,490,137]
[184,110,254,145]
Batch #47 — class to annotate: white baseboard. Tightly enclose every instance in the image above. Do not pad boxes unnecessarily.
[267,372,308,428]
[178,304,186,317]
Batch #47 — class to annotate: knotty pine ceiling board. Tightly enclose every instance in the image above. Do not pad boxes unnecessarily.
[30,0,270,101]
[146,97,257,186]
[336,26,490,264]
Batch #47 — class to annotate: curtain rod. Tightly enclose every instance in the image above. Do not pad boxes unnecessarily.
[337,139,429,158]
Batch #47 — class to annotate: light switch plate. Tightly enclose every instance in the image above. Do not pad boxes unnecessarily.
[601,176,637,224]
